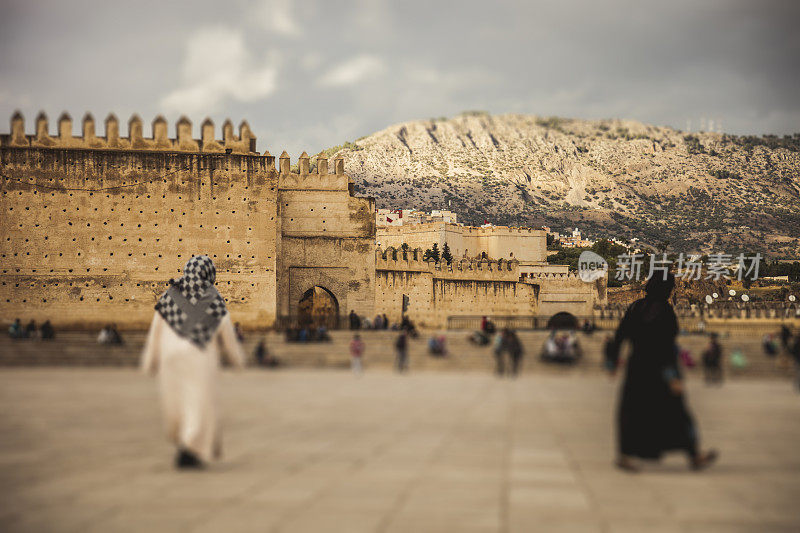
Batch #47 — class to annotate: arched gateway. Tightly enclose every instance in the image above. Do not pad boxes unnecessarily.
[297,286,339,329]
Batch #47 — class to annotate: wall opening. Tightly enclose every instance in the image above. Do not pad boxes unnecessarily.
[297,286,339,329]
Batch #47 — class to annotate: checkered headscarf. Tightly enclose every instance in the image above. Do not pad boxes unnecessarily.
[155,255,228,347]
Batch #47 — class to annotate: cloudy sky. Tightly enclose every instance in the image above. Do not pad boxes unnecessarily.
[1,0,797,155]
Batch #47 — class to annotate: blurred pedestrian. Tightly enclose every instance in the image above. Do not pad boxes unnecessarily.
[702,333,724,385]
[254,339,267,366]
[141,255,245,470]
[350,334,364,375]
[507,329,524,377]
[234,322,245,343]
[493,330,506,375]
[349,310,360,330]
[603,334,617,373]
[607,273,717,472]
[790,335,800,392]
[780,325,792,354]
[395,331,408,372]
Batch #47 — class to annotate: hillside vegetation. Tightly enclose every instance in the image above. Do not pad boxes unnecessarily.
[323,112,800,256]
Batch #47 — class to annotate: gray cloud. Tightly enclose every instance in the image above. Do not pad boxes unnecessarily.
[1,0,797,156]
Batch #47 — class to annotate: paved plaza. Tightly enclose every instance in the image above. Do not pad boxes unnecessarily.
[0,368,798,532]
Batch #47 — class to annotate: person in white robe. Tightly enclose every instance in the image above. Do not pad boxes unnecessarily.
[141,255,246,469]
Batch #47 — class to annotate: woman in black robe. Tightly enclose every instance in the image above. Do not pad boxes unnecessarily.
[608,273,717,472]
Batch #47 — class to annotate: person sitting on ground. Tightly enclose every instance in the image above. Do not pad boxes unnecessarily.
[109,324,124,345]
[8,318,24,339]
[24,319,37,339]
[40,320,55,341]
[428,334,447,357]
[373,314,383,330]
[97,324,112,344]
[468,329,489,345]
[316,324,330,342]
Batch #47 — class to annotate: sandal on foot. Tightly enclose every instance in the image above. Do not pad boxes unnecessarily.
[691,449,719,471]
[615,457,640,473]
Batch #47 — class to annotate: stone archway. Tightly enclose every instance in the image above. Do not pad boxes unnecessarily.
[298,286,339,329]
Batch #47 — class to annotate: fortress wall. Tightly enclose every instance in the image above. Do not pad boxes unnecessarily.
[0,116,278,328]
[277,154,376,320]
[525,272,606,317]
[375,251,537,328]
[376,222,547,262]
[0,112,257,154]
[375,271,537,329]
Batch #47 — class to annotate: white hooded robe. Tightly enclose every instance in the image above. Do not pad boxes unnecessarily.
[141,312,246,462]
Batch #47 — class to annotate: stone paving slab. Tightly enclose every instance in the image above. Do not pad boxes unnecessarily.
[0,368,798,532]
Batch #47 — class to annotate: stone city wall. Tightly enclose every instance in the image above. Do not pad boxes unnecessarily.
[376,222,547,263]
[277,152,376,321]
[525,271,606,317]
[0,112,277,329]
[374,248,538,328]
[4,111,257,154]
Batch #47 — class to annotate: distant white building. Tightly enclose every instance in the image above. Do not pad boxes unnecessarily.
[558,226,594,248]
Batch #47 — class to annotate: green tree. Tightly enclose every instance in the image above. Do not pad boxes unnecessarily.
[442,242,453,264]
[424,243,441,262]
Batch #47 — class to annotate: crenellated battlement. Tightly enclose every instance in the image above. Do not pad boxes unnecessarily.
[377,221,546,236]
[525,271,583,281]
[375,246,520,281]
[1,111,258,154]
[277,151,350,191]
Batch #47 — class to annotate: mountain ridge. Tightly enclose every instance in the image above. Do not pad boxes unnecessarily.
[322,112,800,256]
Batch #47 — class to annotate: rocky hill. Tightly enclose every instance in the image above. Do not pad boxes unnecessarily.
[321,112,800,257]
